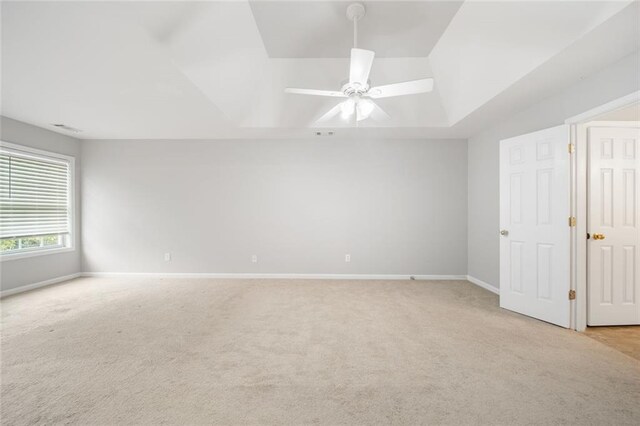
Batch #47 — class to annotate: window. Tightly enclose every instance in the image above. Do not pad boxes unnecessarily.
[0,142,74,259]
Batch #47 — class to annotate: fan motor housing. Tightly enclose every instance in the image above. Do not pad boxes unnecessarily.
[341,81,370,97]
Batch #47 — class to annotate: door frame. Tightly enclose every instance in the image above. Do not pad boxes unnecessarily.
[565,90,640,331]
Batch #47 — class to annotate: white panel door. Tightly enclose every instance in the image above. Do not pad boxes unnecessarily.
[500,125,571,327]
[588,126,640,325]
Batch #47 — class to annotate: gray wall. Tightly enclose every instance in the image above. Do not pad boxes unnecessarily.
[82,138,468,275]
[0,116,82,291]
[467,51,640,289]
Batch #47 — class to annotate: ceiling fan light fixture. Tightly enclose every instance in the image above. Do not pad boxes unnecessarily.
[284,2,434,125]
[340,98,356,119]
[356,98,374,120]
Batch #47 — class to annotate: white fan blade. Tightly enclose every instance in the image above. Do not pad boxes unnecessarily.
[316,103,344,123]
[349,48,375,85]
[368,78,434,99]
[285,88,346,97]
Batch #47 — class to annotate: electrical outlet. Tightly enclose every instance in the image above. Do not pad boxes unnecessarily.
[164,253,171,262]
[252,255,258,263]
[345,254,351,263]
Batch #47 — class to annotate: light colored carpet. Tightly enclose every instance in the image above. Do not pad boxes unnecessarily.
[1,277,639,425]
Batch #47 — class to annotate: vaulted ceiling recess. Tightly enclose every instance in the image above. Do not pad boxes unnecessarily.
[3,1,637,138]
[284,3,434,124]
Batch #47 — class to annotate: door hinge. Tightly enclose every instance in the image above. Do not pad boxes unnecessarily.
[569,289,576,300]
[569,216,576,227]
[568,143,575,154]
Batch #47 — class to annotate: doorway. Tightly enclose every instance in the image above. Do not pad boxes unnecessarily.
[569,95,640,331]
[585,121,640,326]
[497,93,639,332]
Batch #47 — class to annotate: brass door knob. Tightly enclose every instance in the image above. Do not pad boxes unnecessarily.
[500,229,509,236]
[593,233,606,240]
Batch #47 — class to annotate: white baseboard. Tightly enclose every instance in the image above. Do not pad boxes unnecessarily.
[0,272,82,298]
[1,272,470,298]
[82,272,468,281]
[466,275,500,295]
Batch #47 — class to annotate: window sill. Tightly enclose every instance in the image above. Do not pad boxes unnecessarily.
[0,246,75,262]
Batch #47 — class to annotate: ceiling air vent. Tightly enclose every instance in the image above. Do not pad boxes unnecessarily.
[51,124,81,133]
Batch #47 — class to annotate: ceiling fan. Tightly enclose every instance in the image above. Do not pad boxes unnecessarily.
[284,3,434,124]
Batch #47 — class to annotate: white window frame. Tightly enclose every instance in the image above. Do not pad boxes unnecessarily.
[0,140,76,261]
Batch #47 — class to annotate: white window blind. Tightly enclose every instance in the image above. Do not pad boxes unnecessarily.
[0,148,71,239]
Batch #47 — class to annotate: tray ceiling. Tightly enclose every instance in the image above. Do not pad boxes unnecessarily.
[1,1,637,139]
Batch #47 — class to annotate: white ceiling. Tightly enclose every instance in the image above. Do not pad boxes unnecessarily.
[249,1,463,58]
[1,1,638,139]
[430,0,635,124]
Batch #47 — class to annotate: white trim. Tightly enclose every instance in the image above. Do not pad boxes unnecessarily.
[0,272,475,299]
[573,122,587,332]
[0,246,75,262]
[0,272,82,298]
[570,122,579,331]
[565,91,640,124]
[81,272,468,281]
[466,275,500,295]
[0,140,74,163]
